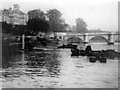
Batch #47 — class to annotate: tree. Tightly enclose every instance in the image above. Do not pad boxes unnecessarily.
[71,25,77,32]
[46,9,68,32]
[1,22,12,34]
[27,9,49,34]
[26,18,49,33]
[11,25,26,35]
[27,9,46,20]
[46,9,62,21]
[76,18,88,33]
[61,23,70,32]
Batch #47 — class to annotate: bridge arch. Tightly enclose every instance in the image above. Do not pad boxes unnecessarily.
[62,32,117,45]
[67,36,84,44]
[88,36,109,43]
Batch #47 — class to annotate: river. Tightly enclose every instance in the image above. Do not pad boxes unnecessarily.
[1,43,119,88]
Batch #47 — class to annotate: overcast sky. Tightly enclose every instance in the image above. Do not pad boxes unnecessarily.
[0,0,119,32]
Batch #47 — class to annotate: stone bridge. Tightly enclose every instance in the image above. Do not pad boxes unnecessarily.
[56,32,120,45]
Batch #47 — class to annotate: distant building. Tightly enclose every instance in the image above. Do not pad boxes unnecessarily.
[1,4,28,25]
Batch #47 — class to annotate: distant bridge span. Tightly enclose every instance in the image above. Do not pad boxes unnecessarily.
[56,32,120,45]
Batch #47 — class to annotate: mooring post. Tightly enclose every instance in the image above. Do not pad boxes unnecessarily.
[22,34,25,50]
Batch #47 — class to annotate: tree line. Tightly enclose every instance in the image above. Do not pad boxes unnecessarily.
[2,8,108,35]
[2,9,70,35]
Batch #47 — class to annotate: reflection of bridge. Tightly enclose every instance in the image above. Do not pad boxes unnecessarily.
[56,32,120,45]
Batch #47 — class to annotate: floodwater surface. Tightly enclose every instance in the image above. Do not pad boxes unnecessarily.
[1,43,119,88]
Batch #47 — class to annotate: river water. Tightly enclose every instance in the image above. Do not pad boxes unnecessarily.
[1,43,119,88]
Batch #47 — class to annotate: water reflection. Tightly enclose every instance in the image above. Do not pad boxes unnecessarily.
[2,48,61,79]
[2,43,22,68]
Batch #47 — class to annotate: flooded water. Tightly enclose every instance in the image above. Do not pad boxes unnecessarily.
[1,43,119,88]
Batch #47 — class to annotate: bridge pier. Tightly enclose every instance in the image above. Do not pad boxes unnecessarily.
[83,33,88,44]
[108,33,114,45]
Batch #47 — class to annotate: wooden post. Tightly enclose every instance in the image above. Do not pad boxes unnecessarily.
[22,34,25,50]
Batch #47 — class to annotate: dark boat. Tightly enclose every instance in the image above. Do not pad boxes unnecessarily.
[70,46,108,63]
[71,47,79,57]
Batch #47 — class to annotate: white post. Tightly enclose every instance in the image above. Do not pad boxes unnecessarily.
[22,34,25,50]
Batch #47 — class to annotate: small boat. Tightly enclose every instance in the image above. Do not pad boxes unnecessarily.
[88,51,107,63]
[71,46,79,57]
